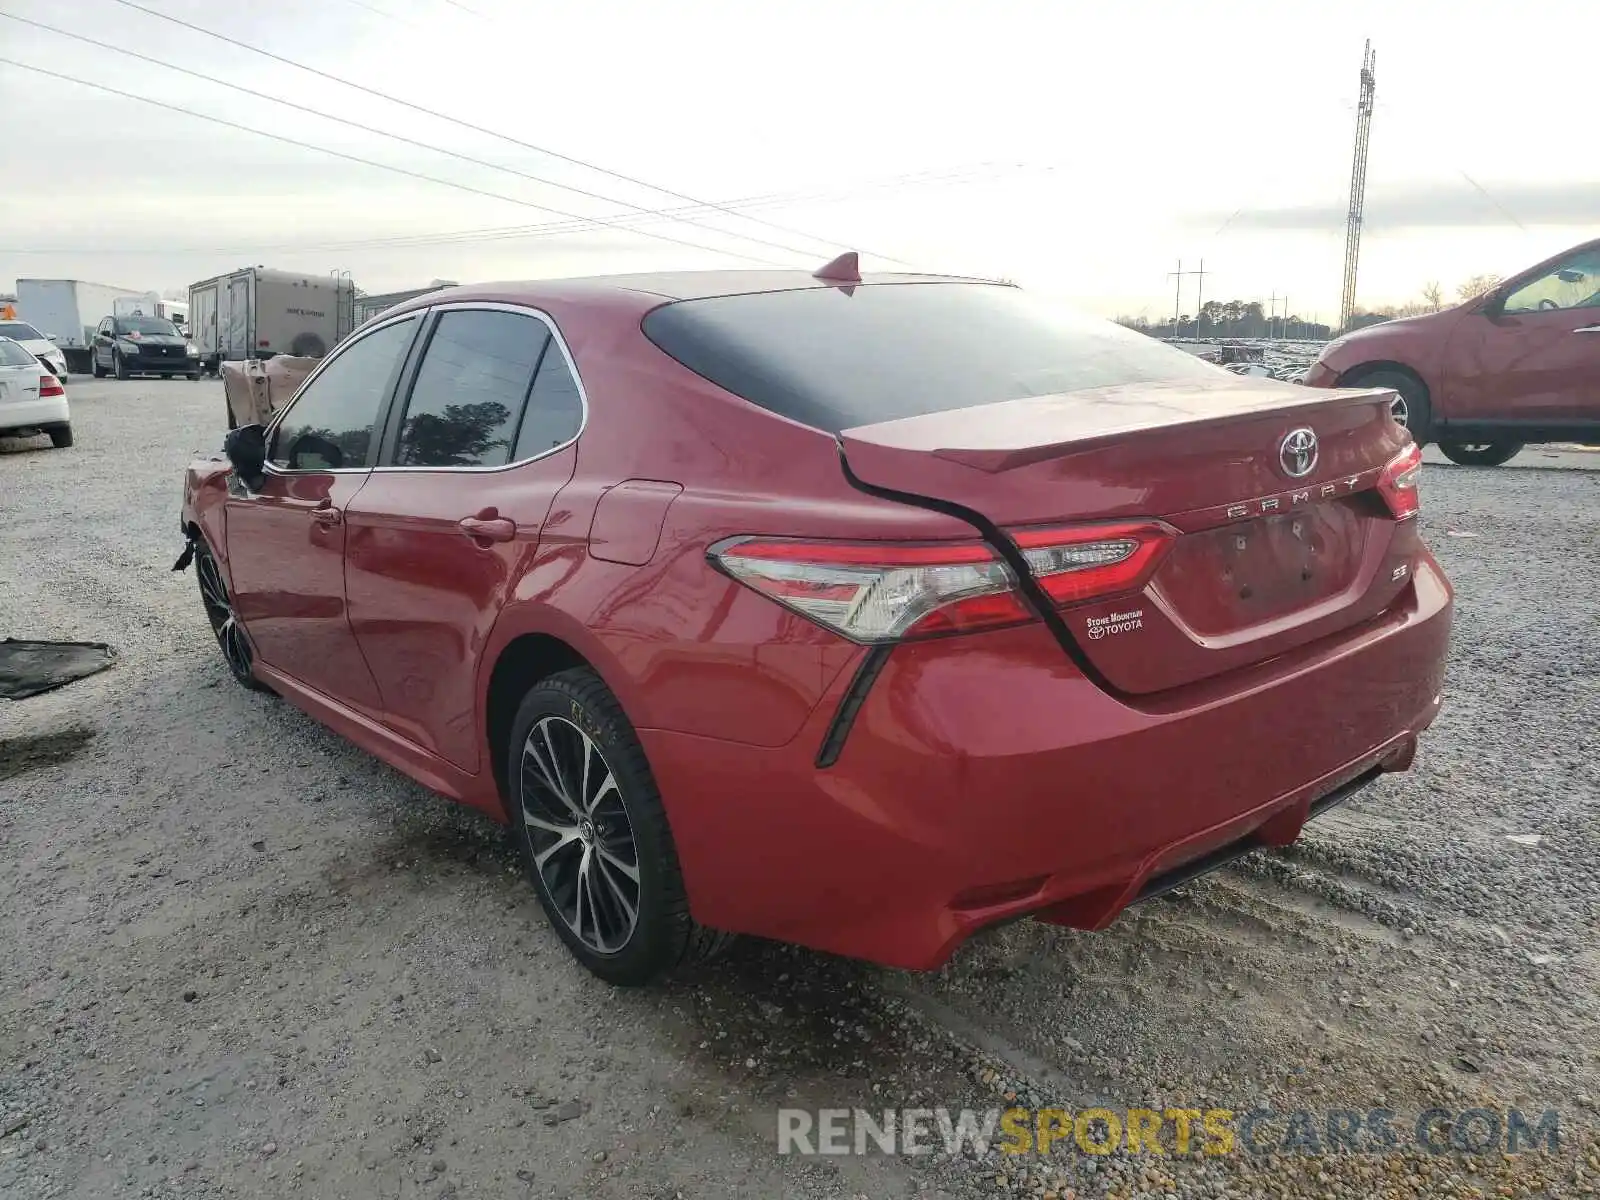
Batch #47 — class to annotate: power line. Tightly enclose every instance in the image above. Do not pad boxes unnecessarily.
[1,10,836,266]
[0,55,795,267]
[107,0,909,266]
[0,163,1009,259]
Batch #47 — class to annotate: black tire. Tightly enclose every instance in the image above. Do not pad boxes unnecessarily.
[505,667,734,985]
[92,355,107,379]
[161,374,173,380]
[1345,367,1432,444]
[192,538,266,691]
[1438,439,1524,467]
[189,370,202,381]
[114,352,130,381]
[46,423,73,448]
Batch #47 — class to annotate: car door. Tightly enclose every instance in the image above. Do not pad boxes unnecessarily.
[92,318,112,369]
[1444,243,1600,430]
[344,303,584,772]
[224,314,421,711]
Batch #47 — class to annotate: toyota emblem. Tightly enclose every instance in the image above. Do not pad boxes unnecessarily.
[1278,427,1319,479]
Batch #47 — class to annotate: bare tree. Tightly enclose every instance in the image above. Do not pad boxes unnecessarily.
[1421,281,1445,311]
[1457,273,1504,301]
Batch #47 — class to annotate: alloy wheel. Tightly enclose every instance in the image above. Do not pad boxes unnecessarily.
[519,716,641,955]
[195,548,253,681]
[1390,394,1409,427]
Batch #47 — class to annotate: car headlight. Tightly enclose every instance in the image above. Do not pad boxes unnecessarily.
[186,343,200,356]
[118,340,142,353]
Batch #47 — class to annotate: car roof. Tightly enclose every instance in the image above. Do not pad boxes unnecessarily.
[378,269,1003,319]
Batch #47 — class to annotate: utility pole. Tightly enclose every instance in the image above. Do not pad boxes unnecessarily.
[1194,259,1207,341]
[1169,259,1208,340]
[1340,41,1376,333]
[1169,260,1183,337]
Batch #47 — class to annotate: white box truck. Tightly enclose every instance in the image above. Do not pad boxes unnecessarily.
[113,293,190,334]
[16,279,149,374]
[188,268,356,375]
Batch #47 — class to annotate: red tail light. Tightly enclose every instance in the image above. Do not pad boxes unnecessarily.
[39,374,64,398]
[1377,442,1423,520]
[1008,520,1177,606]
[710,536,1030,642]
[709,521,1176,644]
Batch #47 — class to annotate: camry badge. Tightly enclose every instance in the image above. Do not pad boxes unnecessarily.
[1279,427,1319,479]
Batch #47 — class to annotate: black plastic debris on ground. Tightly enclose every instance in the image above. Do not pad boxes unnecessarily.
[0,639,117,700]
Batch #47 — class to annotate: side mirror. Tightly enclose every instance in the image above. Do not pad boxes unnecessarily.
[1475,288,1505,316]
[224,423,268,491]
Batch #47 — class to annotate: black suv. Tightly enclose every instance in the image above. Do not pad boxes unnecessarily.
[91,315,202,380]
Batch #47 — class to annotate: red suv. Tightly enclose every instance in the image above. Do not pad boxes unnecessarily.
[178,268,1452,984]
[1305,237,1600,466]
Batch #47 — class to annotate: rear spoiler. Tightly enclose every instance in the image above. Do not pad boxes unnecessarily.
[839,381,1395,475]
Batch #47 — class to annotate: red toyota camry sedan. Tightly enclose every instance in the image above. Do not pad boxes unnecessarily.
[177,263,1452,985]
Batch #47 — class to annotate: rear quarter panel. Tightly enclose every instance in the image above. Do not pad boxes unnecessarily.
[478,291,976,749]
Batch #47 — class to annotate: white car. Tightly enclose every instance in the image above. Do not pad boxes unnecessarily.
[0,336,71,448]
[0,319,70,379]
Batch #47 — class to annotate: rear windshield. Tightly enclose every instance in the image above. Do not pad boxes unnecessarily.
[641,282,1225,433]
[116,316,178,335]
[0,321,44,341]
[0,339,38,367]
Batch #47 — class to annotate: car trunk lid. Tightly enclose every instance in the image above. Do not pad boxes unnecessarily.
[838,377,1419,694]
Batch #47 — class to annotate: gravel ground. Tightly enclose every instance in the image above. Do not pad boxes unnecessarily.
[2,379,1597,1199]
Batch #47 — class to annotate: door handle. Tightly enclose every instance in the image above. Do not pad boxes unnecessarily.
[311,502,343,528]
[1573,325,1600,334]
[458,515,517,543]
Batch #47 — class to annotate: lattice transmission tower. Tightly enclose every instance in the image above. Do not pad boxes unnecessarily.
[1339,41,1376,333]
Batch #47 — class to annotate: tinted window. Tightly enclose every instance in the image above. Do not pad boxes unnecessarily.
[0,322,44,341]
[512,343,583,460]
[642,282,1226,434]
[0,339,37,367]
[115,316,178,336]
[271,318,416,470]
[397,310,548,468]
[1503,247,1600,314]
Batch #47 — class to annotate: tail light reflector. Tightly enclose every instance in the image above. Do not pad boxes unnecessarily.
[1010,520,1177,606]
[1377,442,1423,520]
[39,374,64,397]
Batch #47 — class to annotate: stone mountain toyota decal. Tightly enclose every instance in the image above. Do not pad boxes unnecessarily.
[1085,609,1144,639]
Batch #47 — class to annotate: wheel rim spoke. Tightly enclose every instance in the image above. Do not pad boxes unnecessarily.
[518,714,640,955]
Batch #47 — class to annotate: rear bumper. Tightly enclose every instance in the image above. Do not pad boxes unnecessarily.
[0,396,70,433]
[643,552,1452,970]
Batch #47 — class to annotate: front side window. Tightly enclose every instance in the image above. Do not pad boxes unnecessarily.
[270,317,417,471]
[395,310,550,468]
[1503,248,1600,314]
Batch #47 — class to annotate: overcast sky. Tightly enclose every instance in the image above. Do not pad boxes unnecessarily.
[1,0,1594,322]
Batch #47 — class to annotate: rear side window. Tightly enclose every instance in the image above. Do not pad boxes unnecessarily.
[396,310,550,468]
[641,282,1224,434]
[511,346,583,460]
[0,339,37,367]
